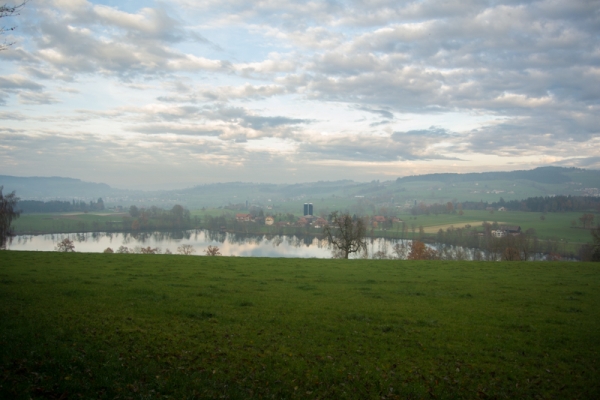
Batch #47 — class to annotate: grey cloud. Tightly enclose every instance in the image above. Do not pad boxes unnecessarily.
[304,69,445,112]
[241,115,309,129]
[357,106,394,119]
[0,111,27,120]
[463,112,600,157]
[123,104,311,141]
[18,91,59,105]
[369,120,391,127]
[391,127,452,141]
[299,131,460,162]
[553,156,600,169]
[130,123,222,136]
[0,75,44,91]
[157,84,288,103]
[13,2,227,81]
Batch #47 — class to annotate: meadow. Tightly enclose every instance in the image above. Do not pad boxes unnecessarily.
[1,252,599,399]
[394,210,593,243]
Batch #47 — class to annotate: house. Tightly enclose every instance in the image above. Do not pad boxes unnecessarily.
[313,217,327,228]
[492,230,506,238]
[498,207,507,212]
[500,225,521,235]
[236,213,252,222]
[373,216,386,223]
[265,216,274,225]
[315,217,327,225]
[297,217,308,226]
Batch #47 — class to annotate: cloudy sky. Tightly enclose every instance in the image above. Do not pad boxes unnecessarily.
[0,0,598,189]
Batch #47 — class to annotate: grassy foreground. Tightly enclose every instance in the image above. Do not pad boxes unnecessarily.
[1,252,599,399]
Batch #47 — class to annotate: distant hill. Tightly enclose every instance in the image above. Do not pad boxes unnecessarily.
[2,167,599,210]
[0,176,112,199]
[396,167,583,185]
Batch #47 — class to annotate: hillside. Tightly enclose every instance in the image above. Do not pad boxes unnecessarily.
[396,166,575,184]
[0,175,112,199]
[1,252,599,398]
[2,167,599,212]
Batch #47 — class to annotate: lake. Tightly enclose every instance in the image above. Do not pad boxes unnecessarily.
[7,230,410,258]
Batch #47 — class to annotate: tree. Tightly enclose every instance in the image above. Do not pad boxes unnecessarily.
[178,244,195,255]
[205,245,221,256]
[129,205,140,218]
[591,228,600,262]
[407,240,438,260]
[55,238,75,252]
[116,245,130,254]
[579,213,594,229]
[322,212,367,259]
[140,246,159,254]
[103,247,114,253]
[1,2,26,51]
[502,247,521,261]
[0,186,20,249]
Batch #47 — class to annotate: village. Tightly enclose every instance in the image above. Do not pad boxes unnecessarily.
[234,203,524,239]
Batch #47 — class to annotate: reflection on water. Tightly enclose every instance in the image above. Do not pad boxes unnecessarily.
[7,230,488,260]
[7,230,345,258]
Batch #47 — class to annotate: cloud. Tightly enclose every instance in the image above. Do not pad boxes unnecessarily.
[120,104,312,142]
[1,0,599,186]
[157,83,287,103]
[11,0,225,81]
[0,74,44,91]
[18,91,59,105]
[298,127,460,162]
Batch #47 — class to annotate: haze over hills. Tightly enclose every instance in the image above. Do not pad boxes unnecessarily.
[2,167,599,211]
[397,166,575,185]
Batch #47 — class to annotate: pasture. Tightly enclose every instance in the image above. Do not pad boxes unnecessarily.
[396,210,594,244]
[1,252,599,398]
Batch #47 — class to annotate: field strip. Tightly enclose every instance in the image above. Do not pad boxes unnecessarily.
[422,221,507,233]
[50,212,129,217]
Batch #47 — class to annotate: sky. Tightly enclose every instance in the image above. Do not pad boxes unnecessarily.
[0,0,599,190]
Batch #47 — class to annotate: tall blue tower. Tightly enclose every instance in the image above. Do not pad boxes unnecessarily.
[304,203,313,216]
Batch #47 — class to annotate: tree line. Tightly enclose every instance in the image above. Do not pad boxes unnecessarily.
[407,195,600,216]
[18,198,105,213]
[462,195,600,213]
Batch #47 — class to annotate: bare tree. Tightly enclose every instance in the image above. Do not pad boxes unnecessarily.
[579,213,595,229]
[0,186,20,249]
[178,244,195,255]
[1,2,27,51]
[116,245,130,254]
[55,238,75,252]
[140,246,159,254]
[205,245,221,256]
[322,212,367,259]
[502,247,521,261]
[392,242,408,259]
[591,228,600,262]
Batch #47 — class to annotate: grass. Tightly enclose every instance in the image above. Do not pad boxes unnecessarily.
[1,251,599,399]
[394,210,595,243]
[12,211,127,234]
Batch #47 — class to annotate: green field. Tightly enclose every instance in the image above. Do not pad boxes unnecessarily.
[394,210,594,244]
[12,211,128,234]
[14,208,595,245]
[1,252,599,398]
